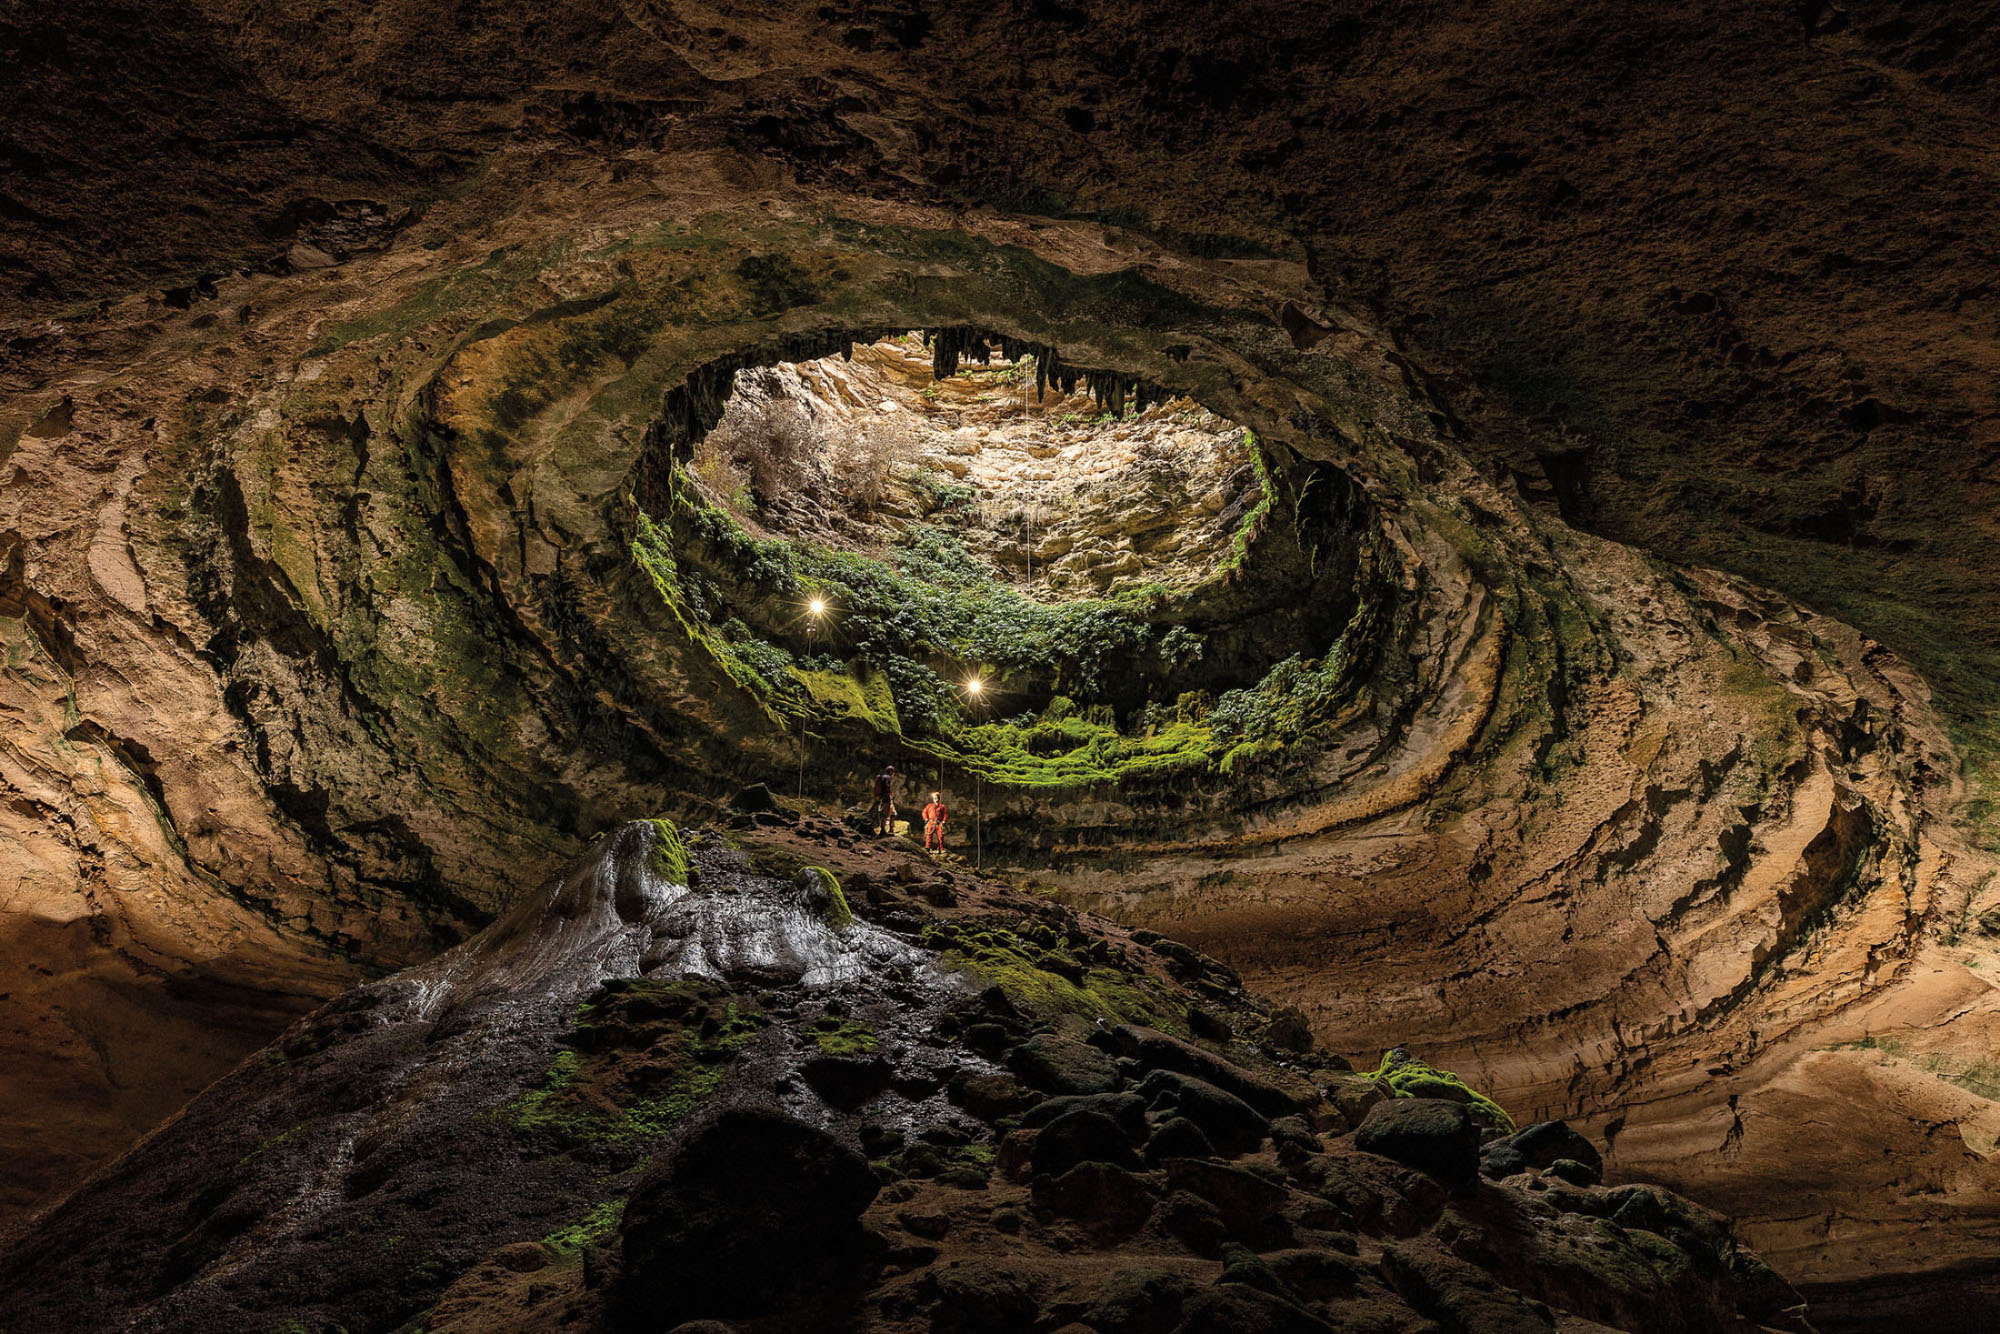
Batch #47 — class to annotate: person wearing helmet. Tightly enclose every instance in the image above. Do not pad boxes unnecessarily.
[922,791,949,854]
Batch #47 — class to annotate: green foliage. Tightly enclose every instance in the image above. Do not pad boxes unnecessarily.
[810,1015,878,1055]
[628,430,1371,793]
[808,865,854,928]
[925,919,1187,1035]
[1366,1051,1516,1137]
[541,1199,626,1258]
[646,818,692,885]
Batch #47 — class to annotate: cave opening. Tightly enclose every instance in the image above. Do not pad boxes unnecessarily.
[627,328,1379,801]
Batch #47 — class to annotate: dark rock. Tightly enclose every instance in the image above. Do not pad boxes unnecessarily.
[896,1207,952,1240]
[1109,1026,1304,1117]
[1082,1264,1197,1334]
[964,1023,1012,1057]
[1314,1149,1447,1237]
[1727,1248,1809,1326]
[1264,1248,1363,1302]
[1137,1069,1268,1155]
[1480,1145,1530,1180]
[1545,1156,1600,1187]
[912,881,957,907]
[1265,1006,1314,1054]
[1162,1158,1293,1243]
[1354,1098,1479,1185]
[1174,1283,1333,1334]
[1029,1161,1155,1239]
[1151,1189,1228,1257]
[615,1108,878,1326]
[920,1259,1045,1334]
[1489,1121,1604,1178]
[1380,1244,1555,1333]
[1018,1092,1149,1137]
[1268,1114,1320,1157]
[1031,1108,1141,1176]
[801,1053,892,1108]
[1143,1115,1216,1166]
[996,1129,1037,1183]
[948,1071,1040,1122]
[1010,1033,1122,1096]
[1188,1006,1233,1042]
[1216,1242,1297,1300]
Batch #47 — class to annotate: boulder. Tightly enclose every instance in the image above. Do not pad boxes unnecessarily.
[948,1071,1040,1122]
[1137,1069,1268,1155]
[1174,1284,1333,1334]
[1029,1161,1155,1239]
[1019,1092,1149,1136]
[1354,1099,1479,1186]
[1009,1034,1122,1096]
[1031,1108,1142,1176]
[1487,1121,1603,1178]
[802,1053,892,1108]
[1143,1115,1217,1166]
[614,1108,879,1326]
[1081,1265,1197,1334]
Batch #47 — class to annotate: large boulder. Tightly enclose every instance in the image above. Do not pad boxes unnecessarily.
[1009,1033,1122,1096]
[1137,1069,1269,1155]
[1354,1098,1480,1186]
[1483,1120,1603,1180]
[1031,1107,1142,1176]
[613,1108,879,1327]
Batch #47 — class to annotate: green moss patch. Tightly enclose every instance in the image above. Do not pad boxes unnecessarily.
[924,918,1187,1035]
[540,1199,626,1259]
[501,980,765,1146]
[1367,1051,1515,1137]
[810,1015,878,1055]
[808,865,854,928]
[645,818,692,885]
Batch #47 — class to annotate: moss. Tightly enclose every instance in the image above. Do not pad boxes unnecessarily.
[504,1049,585,1136]
[503,984,766,1145]
[810,1015,879,1055]
[925,920,1187,1035]
[1366,1051,1516,1136]
[808,865,854,928]
[541,1199,627,1259]
[628,430,1376,793]
[646,818,692,885]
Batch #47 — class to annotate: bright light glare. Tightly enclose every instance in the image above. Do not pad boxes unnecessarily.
[809,598,826,617]
[965,677,984,696]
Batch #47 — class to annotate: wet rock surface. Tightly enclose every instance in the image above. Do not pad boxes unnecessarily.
[0,816,1806,1333]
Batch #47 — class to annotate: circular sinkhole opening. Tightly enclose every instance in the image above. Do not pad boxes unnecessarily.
[630,327,1379,799]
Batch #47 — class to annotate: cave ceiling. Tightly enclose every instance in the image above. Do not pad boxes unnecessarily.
[4,0,2000,1321]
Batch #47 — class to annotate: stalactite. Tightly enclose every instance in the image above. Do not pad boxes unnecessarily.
[920,325,1168,415]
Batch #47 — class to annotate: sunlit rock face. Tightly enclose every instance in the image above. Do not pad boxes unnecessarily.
[700,336,1262,596]
[4,1,2000,1321]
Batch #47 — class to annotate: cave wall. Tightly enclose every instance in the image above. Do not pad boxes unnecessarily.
[4,0,2000,1290]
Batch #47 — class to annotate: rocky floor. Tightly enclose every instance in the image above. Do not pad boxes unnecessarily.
[0,803,1807,1333]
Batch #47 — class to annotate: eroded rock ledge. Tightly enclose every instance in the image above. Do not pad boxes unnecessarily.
[1,159,1996,1315]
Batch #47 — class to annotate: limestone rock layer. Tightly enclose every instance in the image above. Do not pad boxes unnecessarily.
[4,2,2000,1325]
